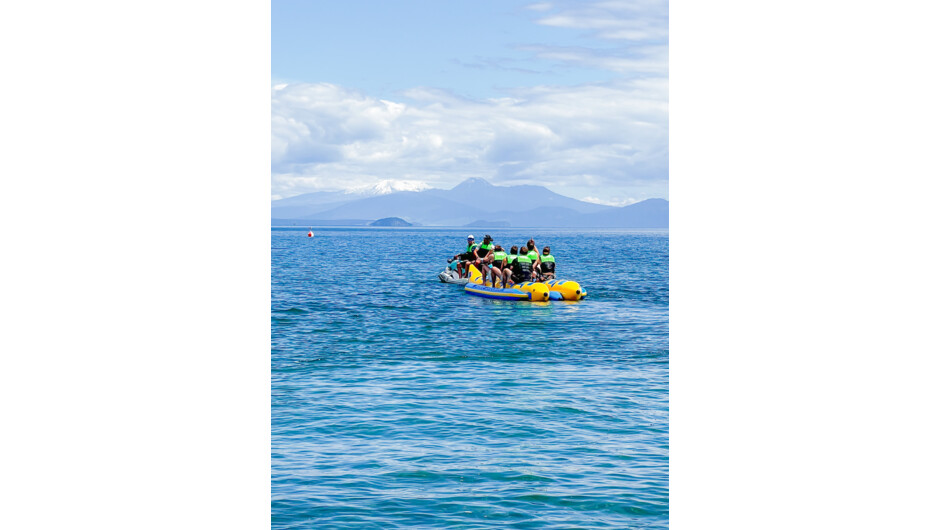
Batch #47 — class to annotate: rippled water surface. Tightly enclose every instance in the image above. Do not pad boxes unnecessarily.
[272,227,668,528]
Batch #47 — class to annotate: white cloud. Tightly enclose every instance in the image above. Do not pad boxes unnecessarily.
[526,2,554,12]
[526,44,667,76]
[533,0,667,41]
[271,0,668,201]
[523,0,667,80]
[581,195,640,206]
[271,80,667,199]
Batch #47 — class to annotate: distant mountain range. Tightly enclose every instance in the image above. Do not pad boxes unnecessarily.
[272,178,668,228]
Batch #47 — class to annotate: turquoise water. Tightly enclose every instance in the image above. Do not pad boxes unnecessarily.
[272,227,669,528]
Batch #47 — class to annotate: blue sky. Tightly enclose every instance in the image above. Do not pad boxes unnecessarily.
[273,1,621,99]
[272,0,668,204]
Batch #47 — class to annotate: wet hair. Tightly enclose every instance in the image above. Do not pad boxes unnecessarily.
[510,246,518,255]
[543,246,550,253]
[527,241,535,250]
[494,245,503,251]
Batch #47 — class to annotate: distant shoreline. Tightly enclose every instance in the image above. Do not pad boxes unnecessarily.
[272,225,669,232]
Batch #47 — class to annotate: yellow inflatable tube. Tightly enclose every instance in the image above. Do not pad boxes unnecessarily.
[544,279,585,300]
[464,265,551,302]
[513,281,550,301]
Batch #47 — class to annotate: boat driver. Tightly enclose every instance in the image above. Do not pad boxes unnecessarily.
[450,234,478,278]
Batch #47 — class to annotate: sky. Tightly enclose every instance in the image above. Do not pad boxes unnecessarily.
[272,0,668,205]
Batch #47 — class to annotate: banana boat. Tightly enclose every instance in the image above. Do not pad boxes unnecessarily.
[462,265,585,301]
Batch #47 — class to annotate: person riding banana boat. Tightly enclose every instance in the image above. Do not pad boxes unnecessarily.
[486,245,511,288]
[524,239,542,277]
[472,235,496,285]
[538,246,556,281]
[441,235,567,290]
[510,244,535,284]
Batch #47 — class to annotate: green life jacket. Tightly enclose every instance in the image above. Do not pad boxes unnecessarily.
[476,242,494,258]
[527,250,539,260]
[513,254,533,279]
[506,254,517,264]
[465,242,478,253]
[493,250,507,264]
[540,253,555,273]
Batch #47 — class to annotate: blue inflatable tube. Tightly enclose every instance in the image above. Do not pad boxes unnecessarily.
[464,282,531,301]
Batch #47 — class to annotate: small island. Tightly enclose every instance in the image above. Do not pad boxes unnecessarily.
[369,217,413,227]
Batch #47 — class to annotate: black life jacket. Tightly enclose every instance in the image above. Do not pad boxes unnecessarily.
[540,253,555,273]
[512,254,533,281]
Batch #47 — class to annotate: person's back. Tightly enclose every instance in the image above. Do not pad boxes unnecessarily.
[506,246,519,265]
[502,246,519,285]
[539,246,556,280]
[512,246,534,283]
[526,240,541,277]
[488,245,508,287]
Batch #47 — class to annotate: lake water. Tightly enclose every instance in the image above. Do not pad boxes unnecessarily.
[272,227,669,528]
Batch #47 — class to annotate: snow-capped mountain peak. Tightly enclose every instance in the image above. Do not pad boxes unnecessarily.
[346,179,431,196]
